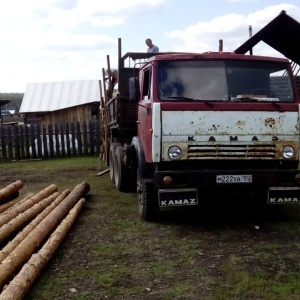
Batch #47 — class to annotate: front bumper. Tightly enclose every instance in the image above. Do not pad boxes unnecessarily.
[153,169,300,189]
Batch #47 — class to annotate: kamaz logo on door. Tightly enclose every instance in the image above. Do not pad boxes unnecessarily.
[158,189,198,207]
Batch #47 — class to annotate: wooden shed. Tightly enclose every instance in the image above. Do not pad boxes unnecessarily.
[20,80,100,129]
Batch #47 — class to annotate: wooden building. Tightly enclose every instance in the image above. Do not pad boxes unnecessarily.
[20,80,100,129]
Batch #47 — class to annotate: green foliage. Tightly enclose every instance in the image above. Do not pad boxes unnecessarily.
[0,93,23,112]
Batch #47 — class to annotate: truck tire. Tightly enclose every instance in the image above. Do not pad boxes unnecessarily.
[109,143,120,183]
[114,145,130,192]
[137,172,159,221]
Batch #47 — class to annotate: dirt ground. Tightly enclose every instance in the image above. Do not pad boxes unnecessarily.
[1,158,300,300]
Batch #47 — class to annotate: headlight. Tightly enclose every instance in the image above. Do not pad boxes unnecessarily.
[168,146,181,159]
[282,145,294,159]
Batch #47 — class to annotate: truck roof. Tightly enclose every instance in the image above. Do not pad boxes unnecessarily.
[121,51,290,68]
[147,52,290,63]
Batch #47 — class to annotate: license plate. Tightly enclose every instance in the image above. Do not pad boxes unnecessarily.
[268,187,300,204]
[216,175,252,183]
[158,189,198,207]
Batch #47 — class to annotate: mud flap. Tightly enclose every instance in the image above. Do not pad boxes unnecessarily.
[158,188,198,207]
[268,187,300,204]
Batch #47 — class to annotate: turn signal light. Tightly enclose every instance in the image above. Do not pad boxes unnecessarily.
[295,174,300,184]
[163,176,172,185]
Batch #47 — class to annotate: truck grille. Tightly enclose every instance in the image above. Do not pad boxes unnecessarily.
[187,144,276,159]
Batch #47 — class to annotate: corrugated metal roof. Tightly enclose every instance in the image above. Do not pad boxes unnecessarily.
[20,80,100,113]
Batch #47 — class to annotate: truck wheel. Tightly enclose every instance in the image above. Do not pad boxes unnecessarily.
[114,145,130,192]
[109,143,120,183]
[137,175,159,221]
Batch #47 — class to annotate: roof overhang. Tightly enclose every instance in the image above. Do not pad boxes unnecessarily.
[234,10,300,65]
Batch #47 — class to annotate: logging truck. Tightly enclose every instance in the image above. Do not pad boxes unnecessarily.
[100,38,300,221]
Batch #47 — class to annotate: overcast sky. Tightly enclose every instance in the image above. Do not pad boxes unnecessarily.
[1,0,300,93]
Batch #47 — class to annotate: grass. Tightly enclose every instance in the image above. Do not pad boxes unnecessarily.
[1,156,300,299]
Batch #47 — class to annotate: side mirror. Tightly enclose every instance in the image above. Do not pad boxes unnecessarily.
[129,77,140,102]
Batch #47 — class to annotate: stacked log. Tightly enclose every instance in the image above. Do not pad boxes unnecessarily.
[0,184,58,228]
[0,193,34,214]
[0,181,90,299]
[0,189,70,263]
[0,181,23,205]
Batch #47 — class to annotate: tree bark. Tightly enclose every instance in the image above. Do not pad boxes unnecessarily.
[0,181,90,292]
[0,190,70,263]
[0,184,58,227]
[0,199,85,300]
[0,192,60,244]
[0,193,34,214]
[0,181,23,204]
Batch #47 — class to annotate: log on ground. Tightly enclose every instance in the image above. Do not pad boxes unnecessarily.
[0,198,85,300]
[0,184,58,227]
[0,192,60,244]
[0,193,34,214]
[0,181,90,292]
[0,181,23,205]
[0,190,70,264]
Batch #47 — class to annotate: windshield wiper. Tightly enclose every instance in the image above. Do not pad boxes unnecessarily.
[232,96,280,102]
[231,96,281,108]
[167,96,195,101]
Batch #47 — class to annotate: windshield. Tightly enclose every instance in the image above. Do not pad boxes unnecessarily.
[157,60,295,102]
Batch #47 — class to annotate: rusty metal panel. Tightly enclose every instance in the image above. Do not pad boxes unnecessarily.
[161,111,299,142]
[160,110,299,161]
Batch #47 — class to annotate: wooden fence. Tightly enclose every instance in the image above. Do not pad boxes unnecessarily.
[0,120,102,162]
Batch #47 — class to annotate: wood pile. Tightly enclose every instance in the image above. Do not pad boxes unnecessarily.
[0,180,90,300]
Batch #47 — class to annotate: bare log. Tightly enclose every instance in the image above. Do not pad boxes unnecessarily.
[0,198,85,300]
[0,184,58,228]
[0,192,19,204]
[0,181,90,292]
[0,190,70,263]
[95,168,110,176]
[0,181,23,204]
[0,193,34,214]
[0,192,60,244]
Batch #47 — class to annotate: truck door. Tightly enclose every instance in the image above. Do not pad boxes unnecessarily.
[138,67,153,162]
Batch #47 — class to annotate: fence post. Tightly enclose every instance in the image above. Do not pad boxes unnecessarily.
[96,119,101,156]
[42,125,48,159]
[1,126,7,162]
[48,124,55,158]
[19,125,25,159]
[24,125,30,159]
[36,124,42,157]
[7,126,13,161]
[83,121,88,155]
[54,124,60,157]
[76,121,82,156]
[65,123,71,156]
[30,124,37,158]
[70,122,77,156]
[13,125,20,160]
[89,121,95,155]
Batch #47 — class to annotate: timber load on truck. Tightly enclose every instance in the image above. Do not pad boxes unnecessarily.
[100,37,300,221]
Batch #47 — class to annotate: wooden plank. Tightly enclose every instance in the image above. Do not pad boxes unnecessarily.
[95,168,109,176]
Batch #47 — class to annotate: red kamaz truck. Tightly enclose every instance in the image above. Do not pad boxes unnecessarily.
[100,38,300,221]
